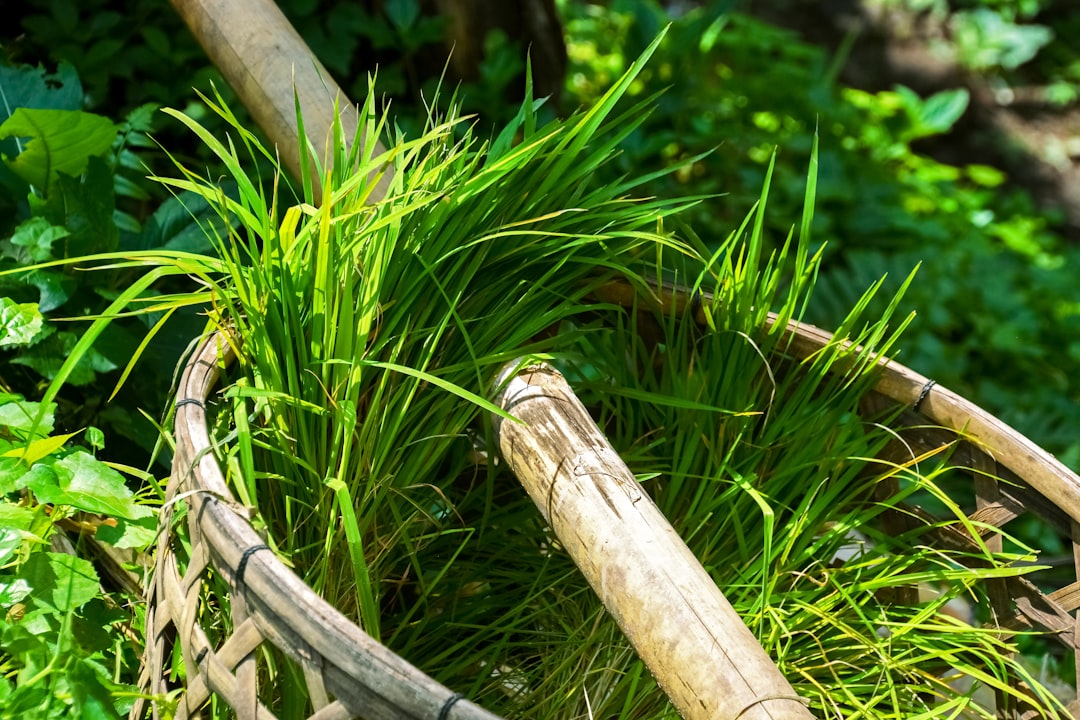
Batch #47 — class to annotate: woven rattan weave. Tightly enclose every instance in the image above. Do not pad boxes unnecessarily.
[133,336,502,720]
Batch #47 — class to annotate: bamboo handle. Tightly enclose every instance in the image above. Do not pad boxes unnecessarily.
[493,363,814,720]
[169,0,392,203]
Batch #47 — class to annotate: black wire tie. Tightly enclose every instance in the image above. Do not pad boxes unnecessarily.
[437,693,463,720]
[914,380,937,413]
[236,544,270,586]
[176,398,206,411]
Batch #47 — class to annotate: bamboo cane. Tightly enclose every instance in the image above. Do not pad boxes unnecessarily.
[169,0,392,203]
[493,362,815,720]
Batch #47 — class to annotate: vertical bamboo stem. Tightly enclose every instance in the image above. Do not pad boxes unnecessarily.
[169,0,392,203]
[493,362,815,720]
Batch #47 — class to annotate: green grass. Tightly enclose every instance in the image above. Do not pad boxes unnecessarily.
[13,29,1071,718]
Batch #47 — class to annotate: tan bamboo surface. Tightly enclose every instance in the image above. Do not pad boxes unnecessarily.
[492,362,814,720]
[133,335,503,720]
[169,0,393,204]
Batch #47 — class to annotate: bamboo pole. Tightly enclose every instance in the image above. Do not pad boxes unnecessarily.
[169,0,392,203]
[492,362,815,720]
[593,277,1080,528]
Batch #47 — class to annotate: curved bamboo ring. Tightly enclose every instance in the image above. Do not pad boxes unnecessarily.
[138,333,501,720]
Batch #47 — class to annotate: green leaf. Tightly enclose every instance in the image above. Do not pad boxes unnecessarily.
[0,108,117,194]
[11,330,118,385]
[85,426,105,451]
[6,269,76,313]
[121,103,158,134]
[133,190,226,254]
[26,450,150,521]
[70,659,124,720]
[19,551,99,613]
[0,297,45,348]
[0,396,55,437]
[385,0,420,31]
[39,156,119,257]
[3,217,68,264]
[93,514,156,550]
[0,575,32,606]
[4,431,80,465]
[0,455,29,494]
[0,63,82,118]
[918,88,970,135]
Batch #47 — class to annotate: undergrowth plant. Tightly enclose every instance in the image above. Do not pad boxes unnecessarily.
[0,393,152,717]
[12,28,1069,719]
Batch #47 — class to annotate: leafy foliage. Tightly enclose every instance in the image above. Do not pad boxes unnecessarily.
[0,61,210,458]
[0,395,151,719]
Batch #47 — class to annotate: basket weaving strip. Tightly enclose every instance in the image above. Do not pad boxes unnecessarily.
[134,335,503,720]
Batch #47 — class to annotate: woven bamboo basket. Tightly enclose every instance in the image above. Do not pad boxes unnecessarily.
[134,1,1080,718]
[133,278,1080,719]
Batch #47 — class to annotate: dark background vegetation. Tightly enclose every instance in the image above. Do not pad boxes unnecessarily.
[3,0,1078,478]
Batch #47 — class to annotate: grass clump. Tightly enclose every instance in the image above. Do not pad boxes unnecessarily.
[25,30,1069,719]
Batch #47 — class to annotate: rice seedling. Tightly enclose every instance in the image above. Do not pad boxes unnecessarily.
[16,29,1069,718]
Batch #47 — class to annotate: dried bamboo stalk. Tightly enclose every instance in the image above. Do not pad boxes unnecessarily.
[169,0,392,203]
[492,362,815,720]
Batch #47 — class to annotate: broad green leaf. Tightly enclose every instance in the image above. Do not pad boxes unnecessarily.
[0,108,117,193]
[0,297,45,348]
[0,397,55,436]
[27,451,151,521]
[3,217,68,264]
[19,551,99,613]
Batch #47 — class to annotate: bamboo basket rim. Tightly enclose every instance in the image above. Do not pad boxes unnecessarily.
[136,334,502,720]
[138,278,1080,719]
